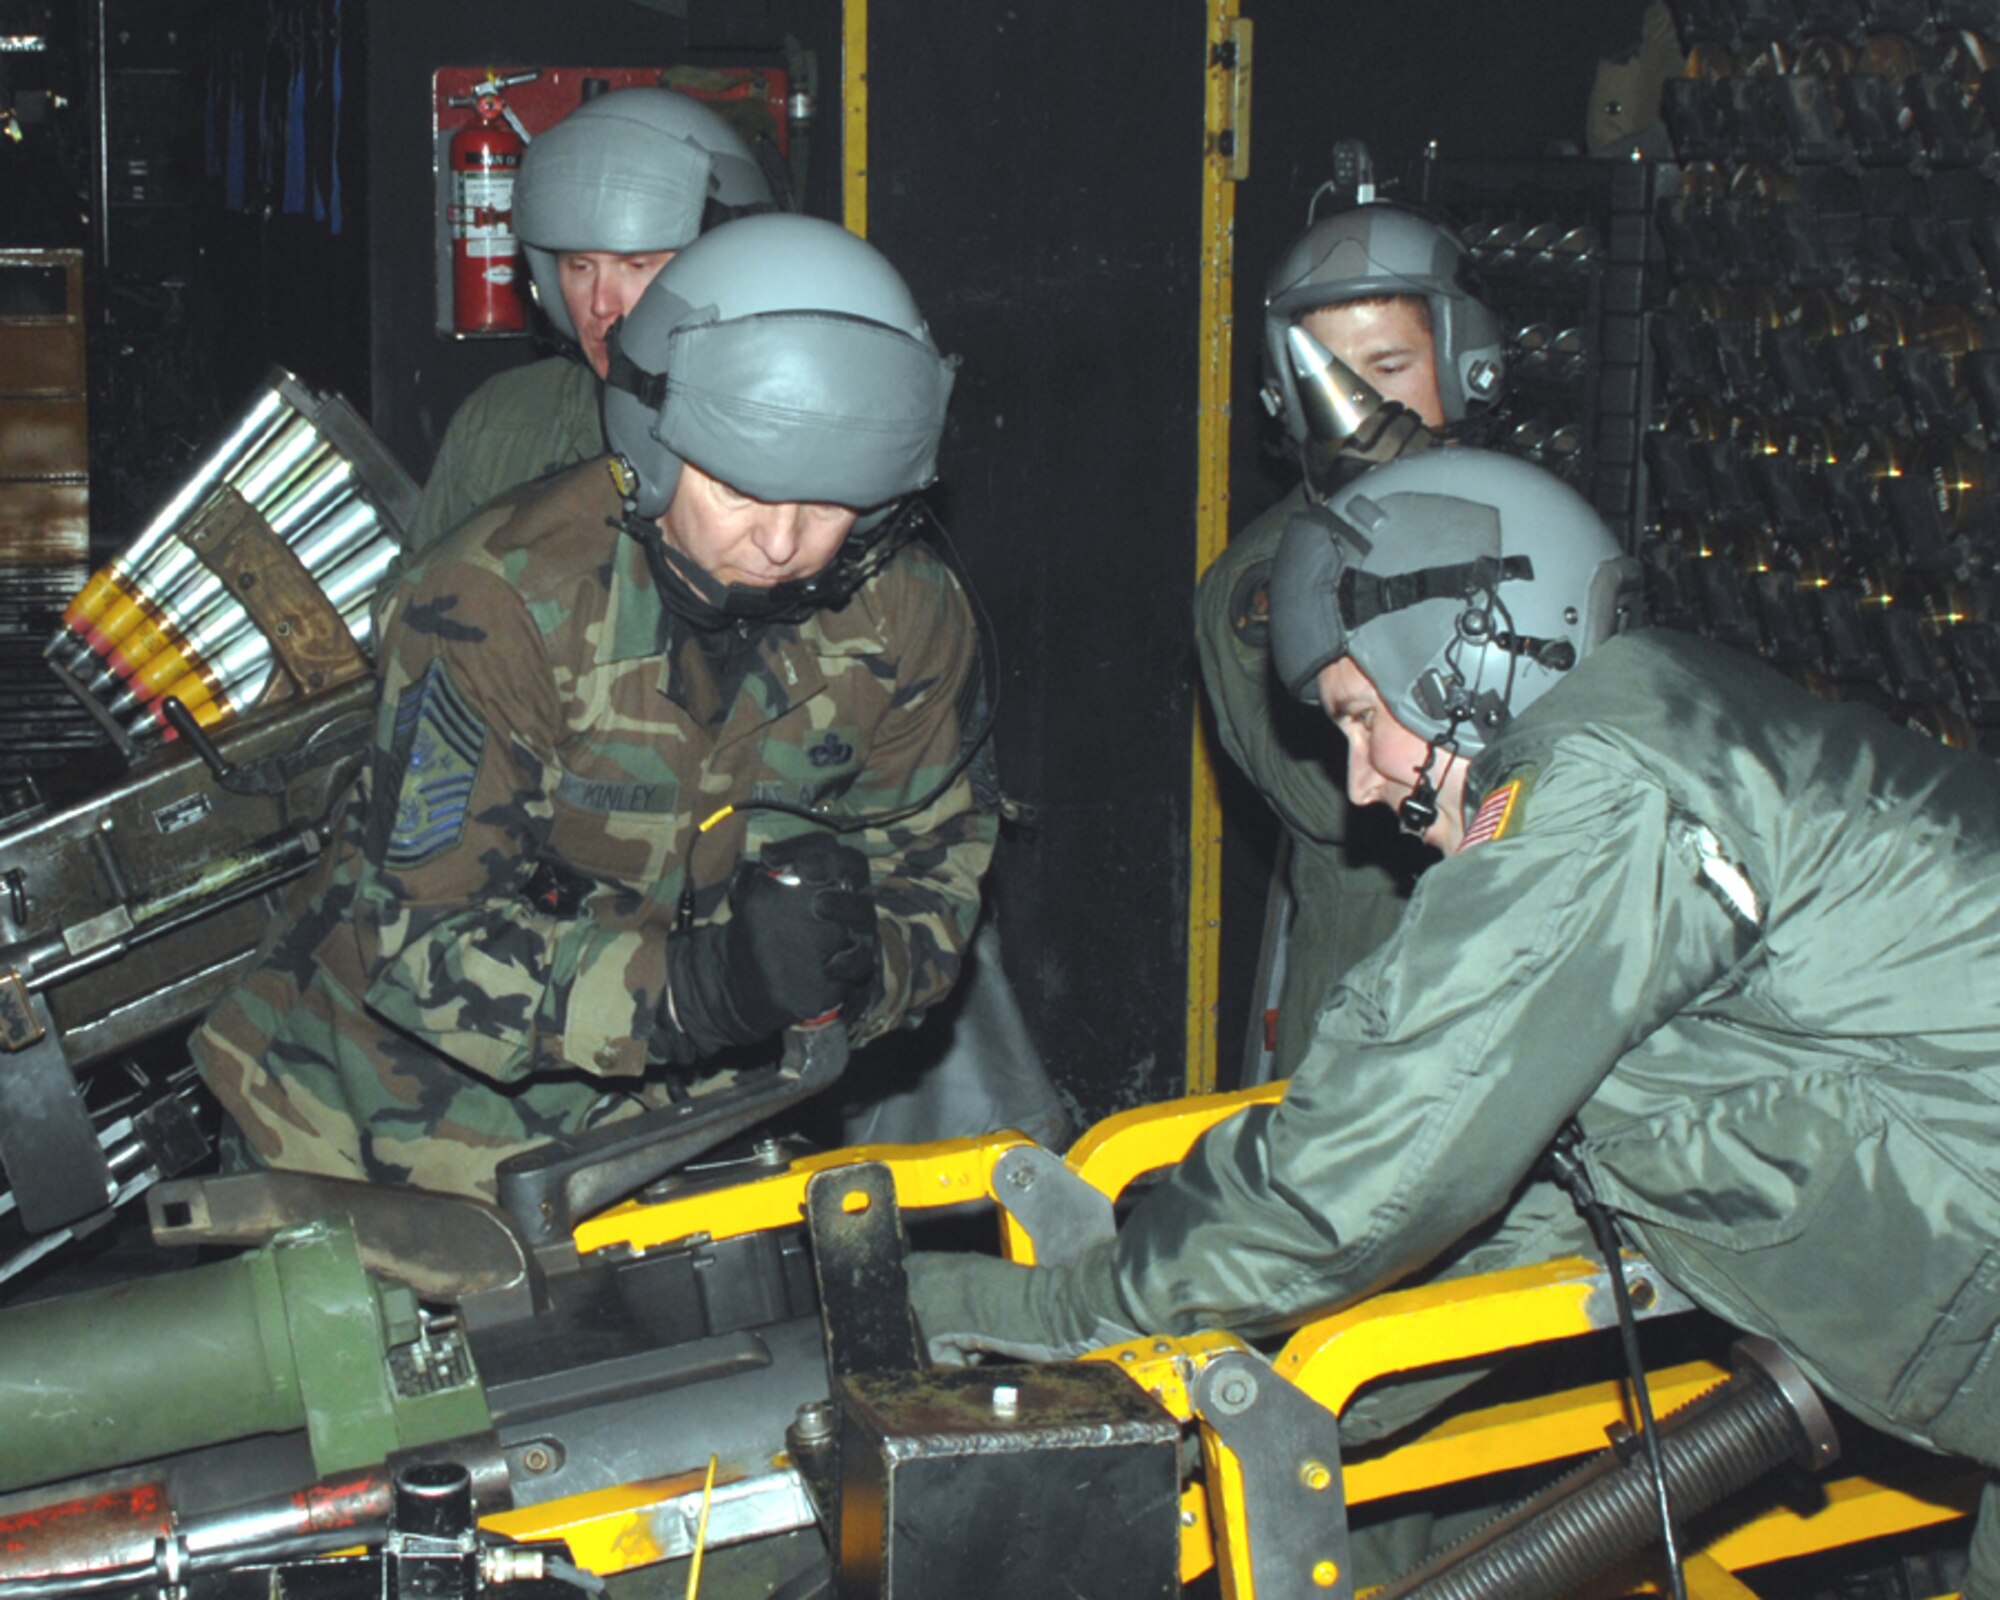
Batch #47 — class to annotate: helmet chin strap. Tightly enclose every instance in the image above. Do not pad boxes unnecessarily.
[1398,738,1458,837]
[616,494,923,632]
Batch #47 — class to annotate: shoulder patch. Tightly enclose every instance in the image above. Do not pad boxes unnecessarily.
[1229,561,1273,647]
[379,659,487,870]
[1461,770,1534,850]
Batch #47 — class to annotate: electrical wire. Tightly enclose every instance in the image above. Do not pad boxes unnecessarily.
[673,501,1006,930]
[1546,1123,1689,1600]
[684,1453,719,1600]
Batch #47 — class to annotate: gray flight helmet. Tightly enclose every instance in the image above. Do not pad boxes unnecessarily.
[602,213,957,522]
[513,87,775,345]
[1261,205,1506,446]
[1269,449,1644,754]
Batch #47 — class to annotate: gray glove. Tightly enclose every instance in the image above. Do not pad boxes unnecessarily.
[905,1245,1141,1365]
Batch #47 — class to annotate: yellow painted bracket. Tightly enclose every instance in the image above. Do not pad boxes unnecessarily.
[1701,1469,1979,1578]
[1275,1253,1654,1416]
[485,1472,718,1575]
[1345,1358,1729,1506]
[1085,1330,1257,1588]
[1061,1081,1282,1212]
[573,1132,1034,1257]
[575,1080,1280,1262]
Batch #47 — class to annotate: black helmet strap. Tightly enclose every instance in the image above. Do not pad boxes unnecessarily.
[1337,553,1532,632]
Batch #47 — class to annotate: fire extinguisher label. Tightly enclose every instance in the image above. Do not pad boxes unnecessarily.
[453,171,516,250]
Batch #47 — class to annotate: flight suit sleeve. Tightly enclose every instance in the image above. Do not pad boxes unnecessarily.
[1103,749,1747,1337]
[1196,510,1418,1066]
[1195,520,1360,851]
[403,387,499,559]
[351,559,669,1083]
[839,563,997,1045]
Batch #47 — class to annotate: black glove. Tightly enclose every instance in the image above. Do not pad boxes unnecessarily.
[660,834,877,1061]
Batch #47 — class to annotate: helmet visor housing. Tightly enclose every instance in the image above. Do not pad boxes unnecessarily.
[514,88,776,344]
[602,214,957,520]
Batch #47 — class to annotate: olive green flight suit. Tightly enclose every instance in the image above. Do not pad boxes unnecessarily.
[1196,485,1424,1072]
[1065,630,2000,1591]
[402,356,604,556]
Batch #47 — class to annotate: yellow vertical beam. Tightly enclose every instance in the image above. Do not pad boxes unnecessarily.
[1187,1,1244,1093]
[842,0,867,236]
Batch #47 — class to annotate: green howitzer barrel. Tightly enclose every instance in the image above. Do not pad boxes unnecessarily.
[0,1216,492,1495]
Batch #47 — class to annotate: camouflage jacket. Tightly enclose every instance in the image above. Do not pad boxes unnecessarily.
[193,458,995,1197]
[401,356,604,557]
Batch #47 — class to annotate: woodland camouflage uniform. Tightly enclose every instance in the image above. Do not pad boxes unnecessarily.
[193,455,994,1198]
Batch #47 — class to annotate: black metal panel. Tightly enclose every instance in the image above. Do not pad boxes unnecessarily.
[870,1,1207,1123]
[836,1362,1181,1600]
[1212,1,1654,1080]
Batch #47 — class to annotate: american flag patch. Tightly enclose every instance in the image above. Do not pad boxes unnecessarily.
[1461,777,1526,850]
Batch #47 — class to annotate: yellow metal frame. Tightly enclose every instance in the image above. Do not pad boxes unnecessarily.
[841,0,866,236]
[485,1470,722,1574]
[506,1085,1979,1594]
[1064,1080,1280,1205]
[572,1131,1033,1256]
[573,1071,1278,1265]
[1187,0,1247,1096]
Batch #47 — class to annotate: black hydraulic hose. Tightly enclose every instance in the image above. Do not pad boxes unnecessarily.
[1542,1121,1686,1599]
[1578,1197,1687,1600]
[1375,1337,1840,1600]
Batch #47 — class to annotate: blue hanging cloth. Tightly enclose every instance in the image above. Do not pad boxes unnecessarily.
[329,0,344,233]
[225,88,246,211]
[284,58,307,214]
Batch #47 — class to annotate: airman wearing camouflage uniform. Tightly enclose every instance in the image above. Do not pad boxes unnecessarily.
[193,215,987,1198]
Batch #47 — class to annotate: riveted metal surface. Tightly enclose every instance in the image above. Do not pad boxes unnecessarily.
[806,1161,920,1380]
[1194,1350,1351,1600]
[837,1362,1180,1600]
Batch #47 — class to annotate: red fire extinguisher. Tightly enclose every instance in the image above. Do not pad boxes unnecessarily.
[449,75,532,334]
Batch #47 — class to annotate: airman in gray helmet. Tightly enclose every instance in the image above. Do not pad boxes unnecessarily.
[1195,202,1508,1081]
[192,216,1005,1198]
[1260,204,1505,446]
[910,447,2000,1600]
[403,86,776,556]
[1268,449,1641,838]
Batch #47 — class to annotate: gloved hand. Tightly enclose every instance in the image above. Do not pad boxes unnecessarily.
[905,1246,1140,1366]
[660,834,877,1062]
